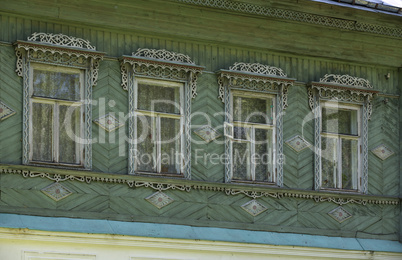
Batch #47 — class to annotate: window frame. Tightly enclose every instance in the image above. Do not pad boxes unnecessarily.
[309,74,378,194]
[319,101,362,191]
[218,62,295,186]
[120,48,204,179]
[133,77,185,176]
[28,63,85,167]
[229,90,277,184]
[15,33,105,170]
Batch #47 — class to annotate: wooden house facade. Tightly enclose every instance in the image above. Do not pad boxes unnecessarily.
[0,0,401,259]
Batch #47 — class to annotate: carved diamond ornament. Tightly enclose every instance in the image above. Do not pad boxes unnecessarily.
[286,135,311,152]
[241,200,267,216]
[93,113,124,132]
[145,191,174,209]
[0,100,16,120]
[41,183,72,201]
[194,125,221,143]
[328,206,352,223]
[371,144,394,161]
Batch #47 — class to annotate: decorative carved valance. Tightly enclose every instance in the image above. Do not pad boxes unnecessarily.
[217,62,295,108]
[308,74,378,119]
[15,33,105,85]
[120,48,204,98]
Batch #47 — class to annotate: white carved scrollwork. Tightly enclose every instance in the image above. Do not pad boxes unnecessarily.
[28,32,96,50]
[121,48,203,98]
[319,74,373,89]
[133,48,195,64]
[1,167,399,206]
[229,62,287,77]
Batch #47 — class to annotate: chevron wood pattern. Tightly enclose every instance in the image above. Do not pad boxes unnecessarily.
[92,60,128,174]
[191,73,225,182]
[0,46,22,165]
[283,85,314,190]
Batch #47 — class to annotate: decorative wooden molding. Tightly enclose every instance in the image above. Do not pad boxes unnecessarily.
[1,166,399,206]
[120,48,204,98]
[27,32,96,50]
[172,0,402,38]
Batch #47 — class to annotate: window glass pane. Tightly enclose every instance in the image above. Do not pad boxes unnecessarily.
[233,141,251,180]
[59,105,80,164]
[254,128,273,182]
[321,136,338,189]
[322,107,358,135]
[136,115,156,172]
[233,96,272,124]
[160,117,181,174]
[233,126,250,140]
[32,102,53,162]
[137,83,180,114]
[341,138,358,190]
[33,69,81,101]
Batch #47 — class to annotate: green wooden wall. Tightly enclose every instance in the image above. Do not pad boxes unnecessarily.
[0,0,401,242]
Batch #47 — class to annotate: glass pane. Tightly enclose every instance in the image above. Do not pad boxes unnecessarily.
[341,138,358,190]
[322,107,358,135]
[254,128,273,182]
[233,126,250,140]
[33,69,81,101]
[233,96,272,124]
[32,103,53,162]
[136,115,156,172]
[59,105,80,164]
[321,136,338,189]
[233,141,251,180]
[137,83,180,114]
[160,117,181,174]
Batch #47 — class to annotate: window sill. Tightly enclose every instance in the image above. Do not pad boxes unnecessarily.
[133,171,185,179]
[231,179,278,187]
[319,188,362,195]
[26,162,88,171]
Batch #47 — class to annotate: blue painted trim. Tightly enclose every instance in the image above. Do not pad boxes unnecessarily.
[0,213,401,253]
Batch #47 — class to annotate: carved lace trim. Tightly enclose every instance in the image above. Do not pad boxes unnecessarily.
[319,74,373,89]
[1,167,399,206]
[229,62,287,77]
[28,32,96,50]
[133,48,195,64]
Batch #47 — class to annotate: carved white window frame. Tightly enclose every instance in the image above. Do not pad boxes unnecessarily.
[218,62,295,186]
[15,33,105,169]
[309,74,378,194]
[120,48,204,179]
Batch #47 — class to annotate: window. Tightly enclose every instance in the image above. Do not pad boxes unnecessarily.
[218,62,295,186]
[320,102,360,190]
[15,33,104,169]
[230,92,275,183]
[309,74,378,193]
[29,64,84,166]
[134,78,184,175]
[121,48,204,178]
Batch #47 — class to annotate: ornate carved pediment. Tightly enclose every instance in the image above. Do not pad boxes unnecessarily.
[308,74,378,118]
[120,48,204,98]
[15,33,105,85]
[217,62,295,108]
